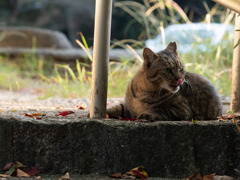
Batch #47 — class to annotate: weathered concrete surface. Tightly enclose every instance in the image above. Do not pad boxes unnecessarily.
[0,116,239,178]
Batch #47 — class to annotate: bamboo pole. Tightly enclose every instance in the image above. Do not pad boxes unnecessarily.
[231,14,240,112]
[90,0,112,118]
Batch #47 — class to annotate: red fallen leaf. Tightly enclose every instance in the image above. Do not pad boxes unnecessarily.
[126,166,148,180]
[131,170,147,180]
[24,167,39,176]
[56,111,74,116]
[119,117,137,121]
[76,105,86,110]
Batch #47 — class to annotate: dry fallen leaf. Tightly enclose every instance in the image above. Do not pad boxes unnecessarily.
[0,174,10,178]
[25,113,43,120]
[3,161,39,178]
[110,172,123,178]
[17,169,30,177]
[128,166,148,180]
[61,172,70,179]
[111,166,148,180]
[76,105,87,110]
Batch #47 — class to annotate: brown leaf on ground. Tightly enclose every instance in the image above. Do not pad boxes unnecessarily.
[17,169,30,177]
[76,104,87,110]
[56,106,64,109]
[61,172,70,179]
[217,113,240,121]
[25,113,43,120]
[110,172,123,178]
[3,161,38,178]
[111,166,148,180]
[0,174,10,177]
[218,113,240,133]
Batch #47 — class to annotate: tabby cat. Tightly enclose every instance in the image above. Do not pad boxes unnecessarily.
[107,42,222,121]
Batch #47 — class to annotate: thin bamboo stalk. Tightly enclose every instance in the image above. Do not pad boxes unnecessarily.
[90,0,112,118]
[231,14,240,112]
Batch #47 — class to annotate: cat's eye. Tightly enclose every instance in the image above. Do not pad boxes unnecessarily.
[179,67,184,72]
[164,68,172,73]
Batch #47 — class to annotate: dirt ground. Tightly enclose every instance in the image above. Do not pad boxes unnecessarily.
[0,90,231,116]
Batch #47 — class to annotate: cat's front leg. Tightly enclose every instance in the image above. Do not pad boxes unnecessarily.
[137,111,160,121]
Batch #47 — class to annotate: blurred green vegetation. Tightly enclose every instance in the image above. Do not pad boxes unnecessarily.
[0,0,235,98]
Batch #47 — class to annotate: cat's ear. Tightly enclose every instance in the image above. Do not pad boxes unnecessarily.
[143,47,157,66]
[165,42,178,54]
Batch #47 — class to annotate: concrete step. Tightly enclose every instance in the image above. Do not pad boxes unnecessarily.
[0,114,239,178]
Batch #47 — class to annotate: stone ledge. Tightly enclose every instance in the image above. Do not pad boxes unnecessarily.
[0,117,239,178]
[0,48,142,63]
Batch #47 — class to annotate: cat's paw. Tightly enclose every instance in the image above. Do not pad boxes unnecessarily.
[137,113,159,121]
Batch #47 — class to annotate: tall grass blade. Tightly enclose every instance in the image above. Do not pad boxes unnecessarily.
[54,64,63,83]
[75,39,93,62]
[78,32,89,50]
[66,65,77,81]
[76,60,83,82]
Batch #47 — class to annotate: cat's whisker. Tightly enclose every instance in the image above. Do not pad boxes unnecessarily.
[183,79,193,92]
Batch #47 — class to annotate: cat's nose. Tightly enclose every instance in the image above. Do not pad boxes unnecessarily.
[176,78,183,86]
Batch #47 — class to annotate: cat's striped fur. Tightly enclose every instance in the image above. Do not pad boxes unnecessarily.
[107,42,222,121]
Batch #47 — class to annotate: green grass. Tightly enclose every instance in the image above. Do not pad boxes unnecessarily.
[0,39,233,98]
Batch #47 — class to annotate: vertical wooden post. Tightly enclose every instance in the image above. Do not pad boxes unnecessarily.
[90,0,112,118]
[231,14,240,112]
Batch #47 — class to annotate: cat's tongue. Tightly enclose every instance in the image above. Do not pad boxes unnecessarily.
[176,78,183,86]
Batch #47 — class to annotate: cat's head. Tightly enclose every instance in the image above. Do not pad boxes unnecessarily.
[143,42,185,93]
